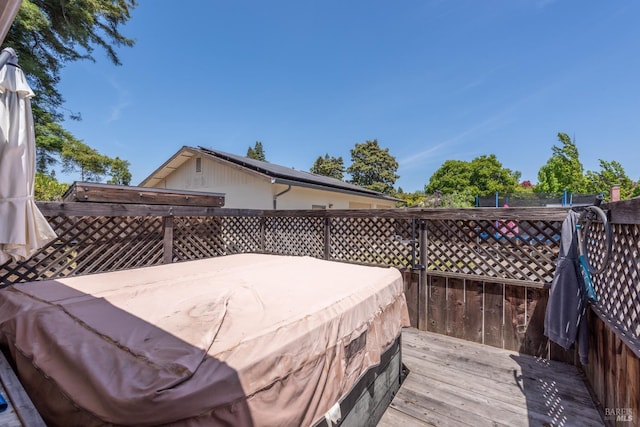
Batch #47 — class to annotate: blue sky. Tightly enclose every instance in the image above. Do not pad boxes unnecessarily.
[56,0,640,192]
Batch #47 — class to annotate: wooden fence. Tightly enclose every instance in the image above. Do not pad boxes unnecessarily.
[585,199,640,423]
[1,200,638,423]
[1,204,565,285]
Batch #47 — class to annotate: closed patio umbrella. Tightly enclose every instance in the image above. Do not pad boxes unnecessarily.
[0,47,56,265]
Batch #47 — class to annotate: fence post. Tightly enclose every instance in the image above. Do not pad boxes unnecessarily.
[418,219,428,331]
[163,216,174,264]
[324,215,331,260]
[259,216,266,253]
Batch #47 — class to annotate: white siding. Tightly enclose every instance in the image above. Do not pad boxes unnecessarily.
[274,186,395,210]
[149,154,396,209]
[160,157,273,209]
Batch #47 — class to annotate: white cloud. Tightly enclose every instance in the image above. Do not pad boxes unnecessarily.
[400,111,512,170]
[399,142,448,167]
[107,79,131,123]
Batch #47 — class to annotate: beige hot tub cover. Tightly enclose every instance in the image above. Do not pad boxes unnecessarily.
[0,254,409,426]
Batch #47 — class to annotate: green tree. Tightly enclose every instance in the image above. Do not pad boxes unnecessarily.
[394,189,427,207]
[535,133,586,194]
[585,160,633,200]
[108,157,132,185]
[310,154,344,180]
[424,160,471,195]
[247,141,266,161]
[347,139,399,194]
[425,155,519,197]
[7,1,136,120]
[419,190,475,208]
[6,0,136,182]
[61,139,111,182]
[33,106,68,174]
[34,172,68,201]
[468,155,520,196]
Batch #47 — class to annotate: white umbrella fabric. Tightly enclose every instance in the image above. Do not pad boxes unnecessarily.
[0,47,56,265]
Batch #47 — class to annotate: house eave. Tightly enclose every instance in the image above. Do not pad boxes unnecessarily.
[271,177,399,202]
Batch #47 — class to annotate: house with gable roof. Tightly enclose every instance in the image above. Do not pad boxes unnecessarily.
[139,146,399,210]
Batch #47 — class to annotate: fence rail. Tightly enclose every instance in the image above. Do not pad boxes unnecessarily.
[1,204,567,286]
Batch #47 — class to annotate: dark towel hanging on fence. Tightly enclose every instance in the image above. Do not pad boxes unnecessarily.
[544,210,590,365]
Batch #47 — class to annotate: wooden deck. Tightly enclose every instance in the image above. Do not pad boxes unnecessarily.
[379,328,605,427]
[0,351,45,426]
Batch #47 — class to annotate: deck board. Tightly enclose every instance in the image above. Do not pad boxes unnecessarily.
[0,351,45,427]
[379,328,604,427]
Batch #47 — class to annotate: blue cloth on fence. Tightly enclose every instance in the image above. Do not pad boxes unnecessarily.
[544,210,590,365]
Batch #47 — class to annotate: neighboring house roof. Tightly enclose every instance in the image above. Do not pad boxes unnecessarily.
[140,146,399,202]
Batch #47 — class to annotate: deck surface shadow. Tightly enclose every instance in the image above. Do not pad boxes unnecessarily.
[378,328,604,427]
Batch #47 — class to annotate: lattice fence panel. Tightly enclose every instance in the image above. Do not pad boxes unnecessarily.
[72,216,164,274]
[329,217,414,268]
[173,217,225,261]
[592,222,640,353]
[221,217,262,254]
[265,217,324,258]
[426,219,561,283]
[1,215,164,285]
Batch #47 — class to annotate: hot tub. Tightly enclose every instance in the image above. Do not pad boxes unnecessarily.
[0,254,409,426]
